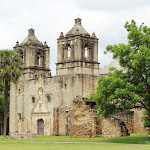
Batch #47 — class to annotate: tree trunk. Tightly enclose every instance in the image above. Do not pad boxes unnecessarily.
[149,110,150,135]
[3,80,8,138]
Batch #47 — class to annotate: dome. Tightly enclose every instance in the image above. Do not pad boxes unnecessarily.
[65,18,90,37]
[20,28,42,45]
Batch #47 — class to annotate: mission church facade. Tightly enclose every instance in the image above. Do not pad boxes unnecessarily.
[9,18,100,138]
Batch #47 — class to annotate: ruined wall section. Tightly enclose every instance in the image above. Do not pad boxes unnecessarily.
[132,108,148,133]
[70,97,96,138]
[102,116,130,137]
[112,111,134,133]
[112,109,147,133]
[53,107,73,136]
[95,117,102,134]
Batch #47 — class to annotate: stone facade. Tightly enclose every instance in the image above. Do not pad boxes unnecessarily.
[9,18,99,138]
[9,18,147,139]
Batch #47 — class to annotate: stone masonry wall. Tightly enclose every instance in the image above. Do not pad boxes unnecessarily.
[53,107,73,136]
[133,108,148,133]
[70,97,96,138]
[95,117,102,134]
[102,116,130,137]
[112,111,134,133]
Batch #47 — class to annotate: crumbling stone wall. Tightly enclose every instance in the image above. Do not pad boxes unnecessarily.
[112,109,147,133]
[133,108,148,133]
[102,116,130,137]
[53,107,73,136]
[95,117,102,134]
[70,97,96,138]
[112,111,134,133]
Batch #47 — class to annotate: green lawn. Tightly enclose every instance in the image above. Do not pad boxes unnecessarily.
[0,133,150,150]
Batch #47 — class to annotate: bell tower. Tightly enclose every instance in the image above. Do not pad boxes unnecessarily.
[56,18,99,76]
[13,28,51,79]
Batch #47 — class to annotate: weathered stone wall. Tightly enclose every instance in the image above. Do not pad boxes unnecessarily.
[112,109,147,133]
[102,116,130,137]
[53,107,73,136]
[112,111,134,133]
[95,117,102,134]
[70,97,96,138]
[132,108,148,133]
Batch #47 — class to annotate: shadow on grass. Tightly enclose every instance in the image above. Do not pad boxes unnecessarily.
[99,133,149,144]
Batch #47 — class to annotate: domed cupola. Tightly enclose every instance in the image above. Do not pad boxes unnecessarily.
[20,28,43,46]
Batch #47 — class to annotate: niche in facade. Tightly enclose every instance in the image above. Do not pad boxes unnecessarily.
[47,95,51,103]
[32,97,35,103]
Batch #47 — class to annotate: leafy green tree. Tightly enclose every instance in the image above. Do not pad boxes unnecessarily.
[89,20,150,134]
[0,83,10,135]
[0,50,22,138]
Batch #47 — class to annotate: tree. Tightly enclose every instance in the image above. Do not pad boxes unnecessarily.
[0,83,4,135]
[89,20,150,135]
[0,50,22,138]
[0,83,10,135]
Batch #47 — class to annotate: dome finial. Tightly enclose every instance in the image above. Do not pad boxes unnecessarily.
[75,18,81,25]
[28,28,35,36]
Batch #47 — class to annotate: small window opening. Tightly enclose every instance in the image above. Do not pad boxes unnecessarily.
[22,56,24,64]
[20,52,24,65]
[17,113,21,120]
[32,97,35,103]
[85,46,88,58]
[19,89,20,94]
[47,96,51,102]
[37,52,41,66]
[67,45,71,58]
[65,84,67,89]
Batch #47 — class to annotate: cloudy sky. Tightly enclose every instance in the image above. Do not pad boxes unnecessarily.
[0,0,150,75]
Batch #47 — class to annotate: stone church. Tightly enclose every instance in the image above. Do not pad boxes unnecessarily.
[9,18,100,138]
[9,18,146,139]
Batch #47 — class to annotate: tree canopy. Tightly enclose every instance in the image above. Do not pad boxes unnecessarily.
[89,20,150,133]
[0,50,22,138]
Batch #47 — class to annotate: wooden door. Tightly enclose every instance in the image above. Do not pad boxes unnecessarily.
[37,119,44,135]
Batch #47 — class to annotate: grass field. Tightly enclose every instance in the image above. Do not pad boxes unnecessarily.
[0,133,150,150]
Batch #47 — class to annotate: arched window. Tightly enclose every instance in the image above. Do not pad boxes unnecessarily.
[32,97,35,103]
[85,46,88,58]
[47,96,51,102]
[67,44,71,58]
[37,52,41,66]
[20,52,24,65]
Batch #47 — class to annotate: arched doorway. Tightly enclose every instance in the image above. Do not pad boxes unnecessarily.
[37,119,44,135]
